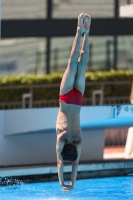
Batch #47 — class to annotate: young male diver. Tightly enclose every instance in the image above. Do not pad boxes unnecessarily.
[56,13,91,191]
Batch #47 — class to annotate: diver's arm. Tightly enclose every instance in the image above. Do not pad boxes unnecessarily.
[70,141,82,188]
[56,139,65,187]
[56,138,74,191]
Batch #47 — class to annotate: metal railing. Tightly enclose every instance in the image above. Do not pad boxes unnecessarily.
[0,81,131,109]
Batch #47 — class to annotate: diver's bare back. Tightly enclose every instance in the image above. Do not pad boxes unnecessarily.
[56,102,82,143]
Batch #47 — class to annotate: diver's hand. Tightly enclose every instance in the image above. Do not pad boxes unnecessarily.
[62,184,74,192]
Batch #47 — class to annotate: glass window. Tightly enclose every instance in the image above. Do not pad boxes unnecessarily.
[50,37,73,73]
[89,36,114,71]
[0,38,46,76]
[1,0,46,19]
[117,36,133,70]
[50,36,114,73]
[53,0,114,18]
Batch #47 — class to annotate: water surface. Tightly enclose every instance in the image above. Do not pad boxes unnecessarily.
[0,176,133,200]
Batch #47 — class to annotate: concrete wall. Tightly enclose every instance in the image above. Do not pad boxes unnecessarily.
[0,105,132,167]
[0,109,57,166]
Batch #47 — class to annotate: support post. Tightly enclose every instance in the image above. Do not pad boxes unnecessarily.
[46,37,51,74]
[113,0,119,70]
[46,0,52,74]
[106,40,111,70]
[89,43,92,70]
[114,36,117,70]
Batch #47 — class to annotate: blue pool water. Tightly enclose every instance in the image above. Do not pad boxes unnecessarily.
[0,176,133,200]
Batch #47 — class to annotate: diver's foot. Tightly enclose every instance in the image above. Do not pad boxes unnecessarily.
[84,13,91,34]
[77,13,85,34]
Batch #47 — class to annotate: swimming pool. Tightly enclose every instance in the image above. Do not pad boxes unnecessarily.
[0,176,133,200]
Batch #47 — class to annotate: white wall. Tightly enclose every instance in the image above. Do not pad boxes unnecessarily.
[4,108,58,135]
[0,105,132,167]
[3,106,113,136]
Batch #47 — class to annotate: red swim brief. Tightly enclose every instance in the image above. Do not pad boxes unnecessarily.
[59,88,83,106]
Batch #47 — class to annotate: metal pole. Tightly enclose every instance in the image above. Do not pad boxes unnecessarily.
[89,43,92,70]
[114,0,119,70]
[47,0,52,20]
[54,48,58,71]
[115,0,119,18]
[0,0,1,65]
[46,37,51,74]
[46,0,52,74]
[114,36,117,70]
[106,40,111,70]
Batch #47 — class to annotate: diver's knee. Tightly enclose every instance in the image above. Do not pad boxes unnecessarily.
[70,53,80,64]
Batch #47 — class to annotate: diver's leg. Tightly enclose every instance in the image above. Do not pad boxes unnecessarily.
[60,13,85,95]
[74,14,91,95]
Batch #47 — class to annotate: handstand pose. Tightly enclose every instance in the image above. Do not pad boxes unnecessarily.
[56,13,91,191]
